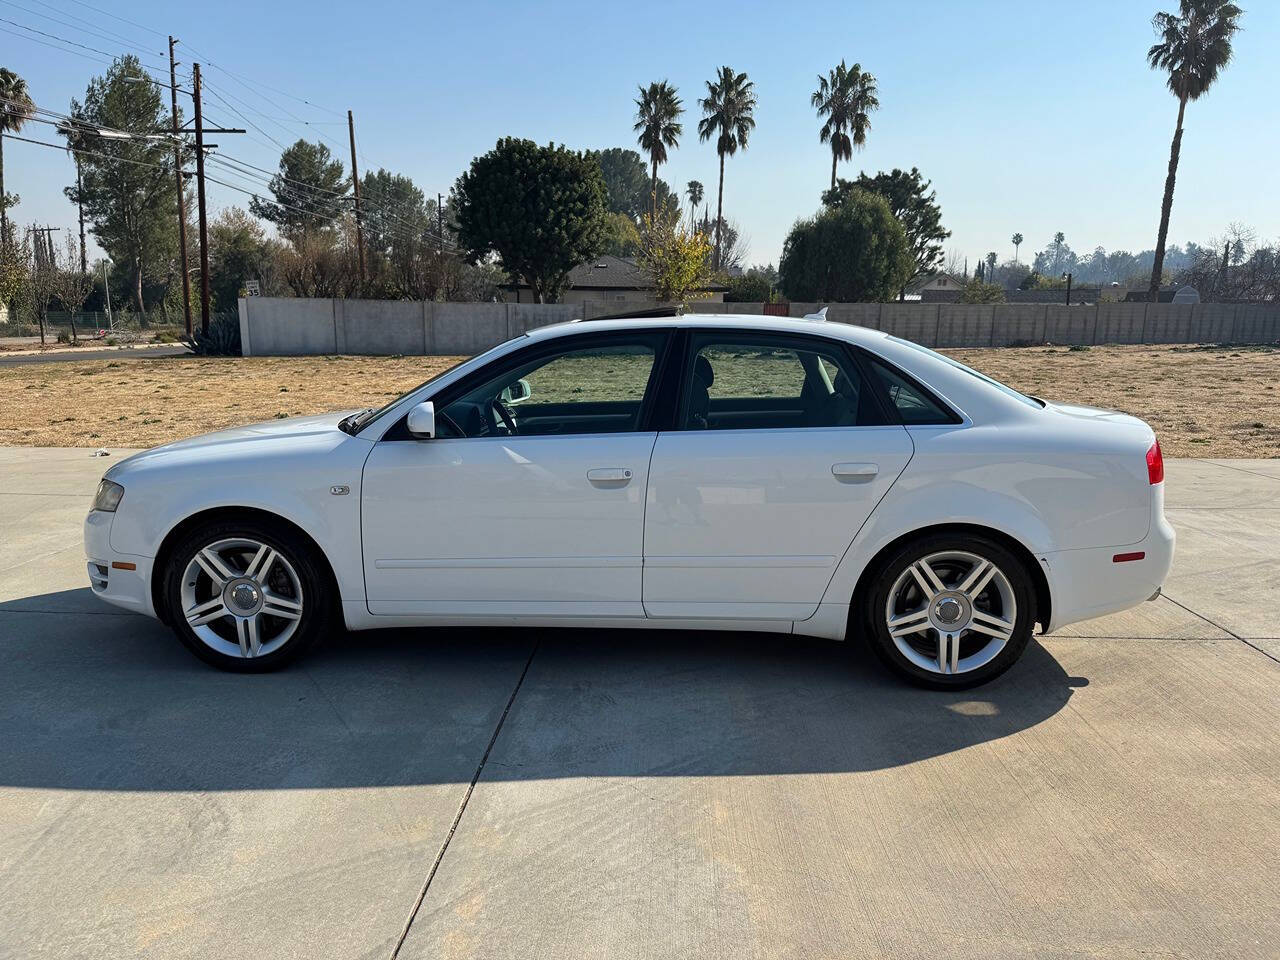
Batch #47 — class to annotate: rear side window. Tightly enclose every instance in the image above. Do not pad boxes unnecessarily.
[866,357,958,425]
[680,334,888,430]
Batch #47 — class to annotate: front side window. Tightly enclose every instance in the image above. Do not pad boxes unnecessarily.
[436,335,664,438]
[679,335,885,430]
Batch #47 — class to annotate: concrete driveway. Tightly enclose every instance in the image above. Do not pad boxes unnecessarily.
[1,448,1276,959]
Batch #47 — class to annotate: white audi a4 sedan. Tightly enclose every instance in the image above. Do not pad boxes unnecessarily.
[85,314,1174,688]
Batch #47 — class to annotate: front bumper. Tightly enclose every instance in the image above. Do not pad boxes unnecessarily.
[1040,486,1176,633]
[84,509,156,618]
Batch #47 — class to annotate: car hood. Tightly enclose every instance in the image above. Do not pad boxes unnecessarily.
[107,410,361,477]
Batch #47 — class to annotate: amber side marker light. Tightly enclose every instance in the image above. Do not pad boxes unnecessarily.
[1113,552,1145,563]
[111,561,137,571]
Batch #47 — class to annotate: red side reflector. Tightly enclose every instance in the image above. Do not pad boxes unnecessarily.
[111,561,137,571]
[1113,552,1145,563]
[1146,440,1164,485]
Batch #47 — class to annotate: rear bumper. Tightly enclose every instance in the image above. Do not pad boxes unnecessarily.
[84,509,156,618]
[1040,485,1175,633]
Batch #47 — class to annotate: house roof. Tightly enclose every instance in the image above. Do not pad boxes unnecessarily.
[511,255,728,292]
[905,272,966,294]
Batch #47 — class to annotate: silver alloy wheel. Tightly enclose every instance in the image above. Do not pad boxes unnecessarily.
[884,550,1017,676]
[179,537,303,659]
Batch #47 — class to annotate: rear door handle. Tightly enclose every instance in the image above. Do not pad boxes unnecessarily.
[832,462,878,482]
[587,467,633,484]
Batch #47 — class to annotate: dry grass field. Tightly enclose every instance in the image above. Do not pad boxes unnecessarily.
[0,343,1276,456]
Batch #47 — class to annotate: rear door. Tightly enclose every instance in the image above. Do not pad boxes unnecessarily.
[642,331,914,621]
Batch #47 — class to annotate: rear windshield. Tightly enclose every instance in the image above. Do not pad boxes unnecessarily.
[887,337,1045,409]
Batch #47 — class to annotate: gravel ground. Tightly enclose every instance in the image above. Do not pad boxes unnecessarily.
[0,343,1276,456]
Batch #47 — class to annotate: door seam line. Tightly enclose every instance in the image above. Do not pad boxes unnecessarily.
[639,431,660,618]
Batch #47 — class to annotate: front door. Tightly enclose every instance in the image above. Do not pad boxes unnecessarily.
[642,331,914,621]
[362,330,671,617]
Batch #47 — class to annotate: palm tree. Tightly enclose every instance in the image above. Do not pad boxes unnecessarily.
[698,66,756,271]
[1011,232,1024,264]
[633,81,683,221]
[686,180,703,227]
[0,67,36,246]
[811,60,879,190]
[1146,0,1242,301]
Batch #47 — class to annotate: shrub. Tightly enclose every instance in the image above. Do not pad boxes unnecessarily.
[724,272,773,303]
[959,279,1007,303]
[186,312,242,356]
[778,188,912,302]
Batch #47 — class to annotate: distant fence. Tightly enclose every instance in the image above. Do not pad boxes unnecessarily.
[237,297,1280,357]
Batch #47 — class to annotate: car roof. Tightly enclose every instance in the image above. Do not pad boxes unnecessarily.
[524,313,890,348]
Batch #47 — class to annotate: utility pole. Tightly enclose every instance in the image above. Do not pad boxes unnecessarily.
[169,36,193,336]
[1064,272,1073,306]
[192,63,212,335]
[347,109,365,287]
[437,192,444,256]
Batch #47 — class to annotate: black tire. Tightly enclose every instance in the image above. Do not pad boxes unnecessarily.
[861,532,1036,690]
[161,517,333,672]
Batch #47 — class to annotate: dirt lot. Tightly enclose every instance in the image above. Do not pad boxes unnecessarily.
[0,344,1276,456]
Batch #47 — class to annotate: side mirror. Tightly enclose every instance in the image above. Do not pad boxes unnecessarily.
[406,401,436,439]
[503,378,533,405]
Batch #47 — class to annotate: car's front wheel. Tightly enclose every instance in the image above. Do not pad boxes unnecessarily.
[864,533,1036,689]
[162,518,330,672]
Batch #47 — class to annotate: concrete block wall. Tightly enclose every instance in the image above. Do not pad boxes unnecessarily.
[239,297,1280,356]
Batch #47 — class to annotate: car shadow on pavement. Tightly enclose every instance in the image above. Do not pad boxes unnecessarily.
[0,589,1084,791]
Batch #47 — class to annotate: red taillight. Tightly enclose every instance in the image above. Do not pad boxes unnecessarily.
[1146,440,1164,485]
[1113,551,1146,563]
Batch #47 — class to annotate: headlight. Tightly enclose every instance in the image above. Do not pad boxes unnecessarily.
[92,479,125,512]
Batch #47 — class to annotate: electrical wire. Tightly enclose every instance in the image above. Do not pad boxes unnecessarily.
[0,14,168,73]
[0,0,163,56]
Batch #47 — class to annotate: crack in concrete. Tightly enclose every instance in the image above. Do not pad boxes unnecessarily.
[388,639,540,959]
[1161,593,1280,665]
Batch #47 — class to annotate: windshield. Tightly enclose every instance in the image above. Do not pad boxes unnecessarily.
[348,340,516,434]
[887,337,1045,409]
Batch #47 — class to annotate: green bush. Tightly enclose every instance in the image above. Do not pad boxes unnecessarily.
[959,279,1007,303]
[724,273,773,303]
[778,188,912,302]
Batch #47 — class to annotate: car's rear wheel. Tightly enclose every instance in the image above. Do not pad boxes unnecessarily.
[864,533,1035,689]
[162,519,330,672]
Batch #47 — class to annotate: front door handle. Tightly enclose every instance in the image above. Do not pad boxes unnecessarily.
[587,467,633,484]
[832,462,878,482]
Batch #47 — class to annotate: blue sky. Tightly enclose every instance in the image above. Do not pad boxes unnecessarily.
[3,0,1276,268]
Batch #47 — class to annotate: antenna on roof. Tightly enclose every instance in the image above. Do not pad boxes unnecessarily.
[802,306,829,322]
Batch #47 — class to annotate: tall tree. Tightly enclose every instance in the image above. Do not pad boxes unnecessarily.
[827,168,950,297]
[698,66,756,271]
[209,206,279,308]
[0,67,36,246]
[454,137,608,303]
[811,60,879,190]
[1011,232,1024,264]
[633,81,683,221]
[249,139,347,239]
[685,179,703,225]
[66,56,178,317]
[592,147,676,223]
[1145,0,1242,301]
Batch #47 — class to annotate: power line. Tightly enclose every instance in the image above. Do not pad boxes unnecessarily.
[175,38,344,118]
[61,0,167,39]
[0,0,163,56]
[0,14,168,73]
